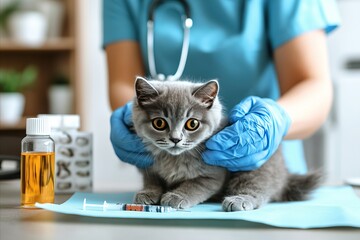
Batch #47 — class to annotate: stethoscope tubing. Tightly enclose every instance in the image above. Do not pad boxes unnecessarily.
[147,0,193,81]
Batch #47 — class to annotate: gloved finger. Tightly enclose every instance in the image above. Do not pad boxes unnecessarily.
[229,96,260,123]
[113,146,153,169]
[233,138,267,157]
[202,148,233,164]
[110,112,145,152]
[204,135,266,165]
[202,150,245,169]
[110,130,146,152]
[111,102,134,127]
[203,143,269,169]
[206,119,266,151]
[112,133,149,154]
[227,150,269,171]
[203,152,262,171]
[205,122,245,151]
[202,145,265,168]
[123,101,134,127]
[236,122,266,145]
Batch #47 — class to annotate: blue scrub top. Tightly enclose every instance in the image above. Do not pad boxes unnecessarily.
[103,0,340,174]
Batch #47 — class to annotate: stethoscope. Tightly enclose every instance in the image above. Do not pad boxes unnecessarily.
[147,0,193,81]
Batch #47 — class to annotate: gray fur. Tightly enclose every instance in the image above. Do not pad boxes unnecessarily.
[131,76,320,211]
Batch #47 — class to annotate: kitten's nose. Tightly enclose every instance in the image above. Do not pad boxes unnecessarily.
[169,137,181,144]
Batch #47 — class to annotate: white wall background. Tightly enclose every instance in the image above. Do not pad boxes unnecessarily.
[304,0,360,185]
[78,0,360,192]
[325,0,360,184]
[78,0,142,192]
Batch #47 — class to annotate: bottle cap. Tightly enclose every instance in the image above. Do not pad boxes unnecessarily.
[37,114,80,129]
[37,114,62,129]
[26,118,51,135]
[62,115,80,129]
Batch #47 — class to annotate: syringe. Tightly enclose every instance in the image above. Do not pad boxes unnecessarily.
[82,198,176,213]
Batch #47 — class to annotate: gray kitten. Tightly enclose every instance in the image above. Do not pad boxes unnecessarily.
[132,76,320,211]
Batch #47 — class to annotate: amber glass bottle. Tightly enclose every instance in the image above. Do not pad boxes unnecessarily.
[21,118,55,208]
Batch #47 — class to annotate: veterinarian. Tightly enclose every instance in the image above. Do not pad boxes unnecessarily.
[103,0,340,174]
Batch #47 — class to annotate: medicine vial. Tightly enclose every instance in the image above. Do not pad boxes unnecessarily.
[37,114,93,193]
[21,118,55,208]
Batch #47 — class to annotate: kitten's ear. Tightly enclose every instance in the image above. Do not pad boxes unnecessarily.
[135,76,159,106]
[192,80,219,108]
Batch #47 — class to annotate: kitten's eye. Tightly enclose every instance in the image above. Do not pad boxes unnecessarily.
[152,118,167,131]
[185,119,200,131]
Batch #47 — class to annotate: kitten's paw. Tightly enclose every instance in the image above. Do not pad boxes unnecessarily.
[134,190,162,205]
[160,192,191,209]
[222,195,256,211]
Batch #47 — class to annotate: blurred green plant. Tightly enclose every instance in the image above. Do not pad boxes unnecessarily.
[0,66,38,92]
[0,0,20,30]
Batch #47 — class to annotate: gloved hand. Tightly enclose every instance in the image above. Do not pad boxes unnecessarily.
[110,101,153,168]
[202,96,291,171]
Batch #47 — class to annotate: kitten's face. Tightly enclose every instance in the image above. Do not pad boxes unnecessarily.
[132,77,223,156]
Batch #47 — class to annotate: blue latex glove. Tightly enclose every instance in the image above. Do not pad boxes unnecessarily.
[202,96,291,171]
[110,101,153,168]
